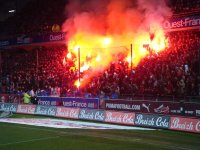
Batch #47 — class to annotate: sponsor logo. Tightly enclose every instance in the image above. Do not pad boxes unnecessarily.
[35,105,56,116]
[105,111,135,125]
[56,107,79,119]
[17,105,36,114]
[62,98,99,109]
[142,103,150,112]
[170,117,200,133]
[50,33,65,41]
[79,109,105,121]
[154,104,169,113]
[105,103,140,111]
[163,17,200,29]
[0,103,17,112]
[135,114,169,128]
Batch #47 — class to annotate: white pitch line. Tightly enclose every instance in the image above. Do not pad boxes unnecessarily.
[0,136,60,146]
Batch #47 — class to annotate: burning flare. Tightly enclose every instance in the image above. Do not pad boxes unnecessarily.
[63,0,171,88]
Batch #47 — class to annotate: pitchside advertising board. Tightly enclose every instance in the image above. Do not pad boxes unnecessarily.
[79,109,105,122]
[17,104,36,114]
[56,107,80,119]
[170,117,200,133]
[105,100,200,117]
[135,114,170,129]
[35,105,57,116]
[37,96,61,106]
[1,102,200,133]
[62,97,99,109]
[0,103,17,112]
[105,110,135,125]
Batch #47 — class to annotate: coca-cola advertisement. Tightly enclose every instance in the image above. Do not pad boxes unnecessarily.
[79,109,105,122]
[56,107,80,119]
[170,117,200,133]
[134,114,170,129]
[17,104,36,114]
[105,111,135,125]
[105,100,200,117]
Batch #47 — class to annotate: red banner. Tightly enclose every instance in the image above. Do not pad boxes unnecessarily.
[17,104,36,114]
[105,111,135,125]
[56,107,80,119]
[170,117,200,133]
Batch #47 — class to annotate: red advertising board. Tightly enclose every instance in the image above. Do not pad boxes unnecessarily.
[105,111,135,125]
[17,104,36,114]
[56,107,80,119]
[170,117,200,133]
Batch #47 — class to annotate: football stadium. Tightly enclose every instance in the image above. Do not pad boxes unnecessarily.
[0,0,200,150]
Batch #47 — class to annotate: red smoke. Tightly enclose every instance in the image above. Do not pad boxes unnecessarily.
[62,0,172,88]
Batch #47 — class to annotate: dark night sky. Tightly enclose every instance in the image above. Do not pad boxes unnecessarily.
[0,0,31,21]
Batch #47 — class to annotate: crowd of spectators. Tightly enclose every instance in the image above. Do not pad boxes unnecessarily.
[0,30,200,101]
[169,0,200,14]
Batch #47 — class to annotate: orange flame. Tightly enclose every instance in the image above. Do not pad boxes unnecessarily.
[74,79,80,88]
[63,0,171,88]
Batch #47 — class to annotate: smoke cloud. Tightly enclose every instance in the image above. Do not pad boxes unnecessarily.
[62,0,172,87]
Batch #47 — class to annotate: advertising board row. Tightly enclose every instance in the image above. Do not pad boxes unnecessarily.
[105,100,200,117]
[1,94,199,117]
[0,102,199,134]
[0,32,66,48]
[0,94,100,109]
[1,14,200,48]
[37,96,100,109]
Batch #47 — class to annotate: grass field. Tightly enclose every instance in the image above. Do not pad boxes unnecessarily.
[0,114,200,150]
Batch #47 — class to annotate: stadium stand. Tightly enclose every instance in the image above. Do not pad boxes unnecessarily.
[0,0,199,102]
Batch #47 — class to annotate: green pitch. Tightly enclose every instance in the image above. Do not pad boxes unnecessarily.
[0,115,199,150]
